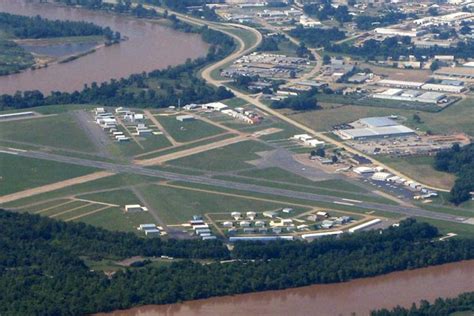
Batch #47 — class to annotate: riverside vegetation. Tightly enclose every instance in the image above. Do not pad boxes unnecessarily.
[0,12,120,75]
[1,210,473,315]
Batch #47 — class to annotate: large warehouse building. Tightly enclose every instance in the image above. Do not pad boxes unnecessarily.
[334,117,416,140]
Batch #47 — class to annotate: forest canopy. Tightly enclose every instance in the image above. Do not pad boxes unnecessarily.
[1,209,473,315]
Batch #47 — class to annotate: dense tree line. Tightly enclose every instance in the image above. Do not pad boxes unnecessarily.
[434,143,474,205]
[355,12,411,30]
[1,211,474,315]
[0,12,119,40]
[303,3,352,24]
[289,26,346,48]
[329,37,474,60]
[271,88,320,111]
[371,292,474,316]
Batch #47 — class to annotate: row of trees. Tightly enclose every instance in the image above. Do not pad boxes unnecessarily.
[303,3,352,24]
[0,12,119,40]
[271,88,320,111]
[434,143,474,205]
[289,26,346,48]
[328,36,474,60]
[1,211,473,315]
[355,12,411,30]
[371,292,474,316]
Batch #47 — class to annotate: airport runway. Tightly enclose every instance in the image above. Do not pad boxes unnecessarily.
[2,147,469,224]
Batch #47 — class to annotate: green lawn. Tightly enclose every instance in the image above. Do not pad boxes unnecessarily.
[286,97,474,137]
[377,156,456,190]
[168,140,271,172]
[2,174,155,208]
[137,183,306,225]
[0,112,97,152]
[0,153,98,195]
[77,207,157,233]
[155,115,225,143]
[77,189,140,207]
[237,167,367,193]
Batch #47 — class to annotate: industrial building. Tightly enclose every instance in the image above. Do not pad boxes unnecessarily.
[374,27,425,37]
[434,67,474,81]
[335,125,415,140]
[421,83,466,93]
[373,88,447,104]
[176,115,195,122]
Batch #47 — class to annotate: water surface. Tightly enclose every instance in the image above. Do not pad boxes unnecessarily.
[0,0,209,94]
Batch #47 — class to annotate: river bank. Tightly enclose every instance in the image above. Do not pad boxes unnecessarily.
[100,260,474,316]
[0,0,209,94]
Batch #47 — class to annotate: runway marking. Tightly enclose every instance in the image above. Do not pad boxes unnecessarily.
[342,198,362,203]
[333,201,355,206]
[0,150,18,155]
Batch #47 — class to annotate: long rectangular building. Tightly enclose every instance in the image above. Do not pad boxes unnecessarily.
[335,125,416,140]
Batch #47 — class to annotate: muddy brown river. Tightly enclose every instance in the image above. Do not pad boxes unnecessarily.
[0,0,209,94]
[101,260,474,316]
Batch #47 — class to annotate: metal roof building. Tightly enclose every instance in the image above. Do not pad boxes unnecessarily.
[335,125,415,140]
[358,117,398,128]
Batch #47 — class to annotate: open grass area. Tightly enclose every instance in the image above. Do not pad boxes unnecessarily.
[155,115,225,143]
[136,133,236,161]
[168,140,272,172]
[0,153,98,196]
[77,189,139,207]
[0,112,97,152]
[2,174,156,208]
[285,97,474,137]
[317,93,441,112]
[137,183,307,225]
[76,207,157,233]
[237,167,367,193]
[377,156,456,190]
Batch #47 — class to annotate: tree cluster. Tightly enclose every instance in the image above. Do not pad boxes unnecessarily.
[355,12,410,30]
[303,3,352,24]
[329,37,474,60]
[1,211,473,315]
[434,143,474,205]
[0,12,119,40]
[289,26,346,48]
[371,292,474,316]
[271,88,320,111]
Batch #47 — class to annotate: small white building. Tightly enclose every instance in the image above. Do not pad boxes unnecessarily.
[246,211,257,220]
[263,211,278,218]
[240,220,251,227]
[145,229,160,236]
[125,204,147,213]
[176,115,195,122]
[222,221,233,228]
[231,212,241,220]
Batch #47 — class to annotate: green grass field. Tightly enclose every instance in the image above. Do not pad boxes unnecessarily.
[155,115,225,143]
[377,156,456,190]
[0,112,97,152]
[237,167,367,193]
[78,207,157,233]
[286,97,474,137]
[136,183,307,224]
[168,140,271,172]
[2,174,156,208]
[0,153,98,195]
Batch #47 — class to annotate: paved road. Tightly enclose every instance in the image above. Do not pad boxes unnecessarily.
[2,148,468,224]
